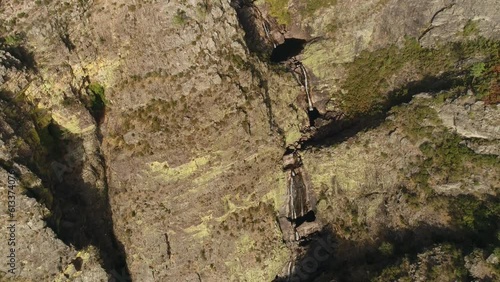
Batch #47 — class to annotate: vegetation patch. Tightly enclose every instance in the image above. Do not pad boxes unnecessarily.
[173,9,189,26]
[418,132,498,185]
[462,19,479,37]
[86,82,107,123]
[449,195,500,246]
[391,96,499,194]
[3,33,25,47]
[265,0,291,25]
[393,102,440,141]
[300,0,337,17]
[374,244,469,281]
[340,38,500,118]
[468,60,500,104]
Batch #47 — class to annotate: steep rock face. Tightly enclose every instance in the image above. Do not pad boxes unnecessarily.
[1,1,130,280]
[1,0,499,281]
[277,0,500,117]
[297,0,500,62]
[3,0,308,280]
[0,167,108,281]
[0,64,108,281]
[438,97,500,140]
[91,1,306,280]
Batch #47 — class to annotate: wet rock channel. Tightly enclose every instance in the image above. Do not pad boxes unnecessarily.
[231,1,328,278]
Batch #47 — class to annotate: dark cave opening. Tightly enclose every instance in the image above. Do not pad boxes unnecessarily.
[270,38,307,62]
[295,210,316,227]
[307,107,320,127]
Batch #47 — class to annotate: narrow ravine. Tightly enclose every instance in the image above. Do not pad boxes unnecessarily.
[234,4,326,278]
[276,61,321,279]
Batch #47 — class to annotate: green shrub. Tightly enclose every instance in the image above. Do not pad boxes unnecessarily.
[374,265,410,282]
[449,195,500,235]
[463,20,479,36]
[470,62,486,78]
[173,9,189,26]
[3,34,24,47]
[87,82,107,122]
[468,59,500,101]
[379,242,394,256]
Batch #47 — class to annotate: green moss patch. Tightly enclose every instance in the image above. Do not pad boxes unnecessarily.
[86,82,107,123]
[265,0,291,25]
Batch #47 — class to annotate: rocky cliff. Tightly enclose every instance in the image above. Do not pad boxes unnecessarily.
[0,0,499,281]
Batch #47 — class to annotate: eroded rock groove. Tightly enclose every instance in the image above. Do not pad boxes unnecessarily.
[231,2,326,277]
